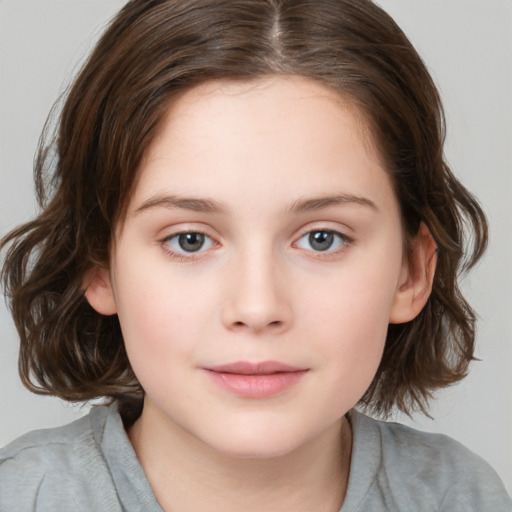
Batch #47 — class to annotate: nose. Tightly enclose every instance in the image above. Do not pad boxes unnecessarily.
[221,248,292,335]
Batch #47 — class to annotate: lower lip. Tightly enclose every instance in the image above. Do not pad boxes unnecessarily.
[204,370,308,398]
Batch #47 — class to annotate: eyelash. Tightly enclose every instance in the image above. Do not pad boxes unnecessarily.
[160,228,353,261]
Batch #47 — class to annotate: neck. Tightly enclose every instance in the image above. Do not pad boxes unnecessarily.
[128,399,352,512]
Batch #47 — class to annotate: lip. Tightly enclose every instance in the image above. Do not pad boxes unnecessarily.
[203,361,309,399]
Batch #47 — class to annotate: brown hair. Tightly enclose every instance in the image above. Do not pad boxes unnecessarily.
[1,0,487,417]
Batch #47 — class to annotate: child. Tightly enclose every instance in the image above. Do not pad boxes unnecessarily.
[1,0,510,510]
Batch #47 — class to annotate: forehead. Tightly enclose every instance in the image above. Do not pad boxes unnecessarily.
[123,76,394,223]
[154,77,378,161]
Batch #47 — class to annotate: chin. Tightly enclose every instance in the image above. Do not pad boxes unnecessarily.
[198,417,323,460]
[210,436,302,460]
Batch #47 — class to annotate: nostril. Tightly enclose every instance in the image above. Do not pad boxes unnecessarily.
[231,320,283,330]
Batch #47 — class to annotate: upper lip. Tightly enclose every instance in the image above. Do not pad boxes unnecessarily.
[205,361,307,375]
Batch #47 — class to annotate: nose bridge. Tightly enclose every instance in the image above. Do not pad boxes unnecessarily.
[221,237,291,333]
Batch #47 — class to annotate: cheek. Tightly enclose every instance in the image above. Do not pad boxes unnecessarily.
[112,265,215,380]
[302,257,399,343]
[299,261,400,398]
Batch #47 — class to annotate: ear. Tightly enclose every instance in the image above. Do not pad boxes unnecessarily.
[389,222,437,324]
[83,267,117,316]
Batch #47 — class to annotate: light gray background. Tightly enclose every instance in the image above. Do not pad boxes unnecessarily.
[1,0,511,492]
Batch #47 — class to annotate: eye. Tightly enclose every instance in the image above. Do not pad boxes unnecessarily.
[163,231,215,255]
[295,229,350,253]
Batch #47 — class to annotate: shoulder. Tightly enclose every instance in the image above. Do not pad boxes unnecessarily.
[347,410,512,512]
[369,413,485,471]
[0,405,122,512]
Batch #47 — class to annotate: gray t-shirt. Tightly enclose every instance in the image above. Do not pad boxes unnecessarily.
[0,403,510,511]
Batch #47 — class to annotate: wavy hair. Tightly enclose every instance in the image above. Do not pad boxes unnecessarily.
[1,0,487,418]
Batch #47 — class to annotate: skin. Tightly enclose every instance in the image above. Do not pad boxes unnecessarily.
[86,76,436,512]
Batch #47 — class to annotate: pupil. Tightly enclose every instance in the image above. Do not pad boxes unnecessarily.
[309,231,333,251]
[178,233,205,252]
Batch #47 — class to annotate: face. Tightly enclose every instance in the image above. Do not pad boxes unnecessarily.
[89,76,419,458]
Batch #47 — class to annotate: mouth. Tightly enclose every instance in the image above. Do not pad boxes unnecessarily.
[203,361,309,398]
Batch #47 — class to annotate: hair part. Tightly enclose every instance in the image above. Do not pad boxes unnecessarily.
[1,0,487,418]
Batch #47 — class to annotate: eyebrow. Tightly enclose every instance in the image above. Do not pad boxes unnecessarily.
[286,194,378,214]
[135,195,229,215]
[134,193,378,216]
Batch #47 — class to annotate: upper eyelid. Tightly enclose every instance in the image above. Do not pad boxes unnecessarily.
[294,229,352,244]
[159,223,217,240]
[161,228,212,240]
[294,224,353,240]
[158,224,352,241]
